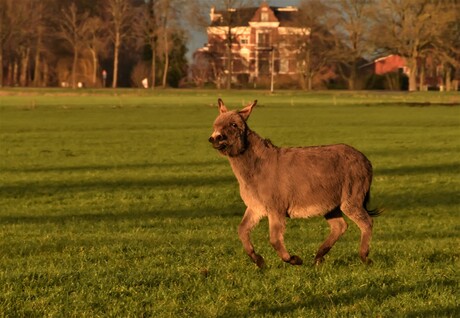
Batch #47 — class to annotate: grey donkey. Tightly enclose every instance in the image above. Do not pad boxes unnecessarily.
[208,99,381,268]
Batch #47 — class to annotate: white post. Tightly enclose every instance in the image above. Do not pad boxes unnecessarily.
[270,47,275,93]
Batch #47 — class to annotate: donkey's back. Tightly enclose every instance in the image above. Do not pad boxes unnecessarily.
[275,144,373,219]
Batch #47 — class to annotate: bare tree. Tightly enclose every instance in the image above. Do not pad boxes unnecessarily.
[190,50,218,87]
[328,0,375,90]
[58,2,91,88]
[220,0,239,89]
[0,0,13,87]
[2,0,38,87]
[138,0,159,89]
[106,0,132,88]
[86,16,108,86]
[431,2,460,91]
[156,0,187,88]
[29,0,57,87]
[219,0,255,89]
[195,0,254,89]
[1,0,48,87]
[190,57,209,87]
[296,0,336,90]
[374,0,457,91]
[132,0,187,89]
[32,1,45,86]
[184,0,256,89]
[158,0,171,88]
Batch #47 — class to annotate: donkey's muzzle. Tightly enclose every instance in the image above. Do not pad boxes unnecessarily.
[209,134,227,150]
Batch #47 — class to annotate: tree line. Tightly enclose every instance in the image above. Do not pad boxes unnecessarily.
[0,0,188,89]
[1,0,459,90]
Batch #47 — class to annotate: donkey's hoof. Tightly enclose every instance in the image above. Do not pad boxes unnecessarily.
[288,255,303,266]
[362,258,374,266]
[314,257,325,266]
[254,255,266,268]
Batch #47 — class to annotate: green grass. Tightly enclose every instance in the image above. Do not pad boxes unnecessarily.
[0,89,459,317]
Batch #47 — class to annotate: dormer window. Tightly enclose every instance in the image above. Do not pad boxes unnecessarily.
[261,12,268,22]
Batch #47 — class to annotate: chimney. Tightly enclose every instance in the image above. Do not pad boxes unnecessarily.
[210,6,215,22]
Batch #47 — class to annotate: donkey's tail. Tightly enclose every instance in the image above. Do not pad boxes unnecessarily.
[364,191,384,217]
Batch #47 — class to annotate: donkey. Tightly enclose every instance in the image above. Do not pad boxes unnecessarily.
[208,99,380,268]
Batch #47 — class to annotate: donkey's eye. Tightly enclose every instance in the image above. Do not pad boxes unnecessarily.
[231,123,238,128]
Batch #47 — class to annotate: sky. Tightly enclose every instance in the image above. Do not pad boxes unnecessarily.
[186,0,301,60]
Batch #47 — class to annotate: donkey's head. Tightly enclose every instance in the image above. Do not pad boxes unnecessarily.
[208,98,257,157]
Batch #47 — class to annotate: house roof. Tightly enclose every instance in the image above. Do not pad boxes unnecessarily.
[210,5,300,27]
[273,8,300,26]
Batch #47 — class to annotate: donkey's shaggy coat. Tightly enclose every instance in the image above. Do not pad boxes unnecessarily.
[209,99,379,267]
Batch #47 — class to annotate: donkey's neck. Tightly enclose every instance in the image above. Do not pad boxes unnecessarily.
[228,129,278,182]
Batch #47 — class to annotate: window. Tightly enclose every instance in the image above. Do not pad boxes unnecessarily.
[241,38,249,45]
[257,33,270,48]
[280,59,289,74]
[258,59,270,75]
[240,48,250,69]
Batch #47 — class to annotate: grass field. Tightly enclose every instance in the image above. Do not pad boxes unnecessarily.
[0,89,459,317]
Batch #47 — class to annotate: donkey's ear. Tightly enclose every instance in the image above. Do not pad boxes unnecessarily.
[238,100,257,121]
[218,98,228,114]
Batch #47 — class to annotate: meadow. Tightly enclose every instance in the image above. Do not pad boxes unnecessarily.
[0,89,459,317]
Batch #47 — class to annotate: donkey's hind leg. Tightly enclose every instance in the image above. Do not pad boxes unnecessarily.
[314,208,348,265]
[341,205,373,264]
[238,207,265,268]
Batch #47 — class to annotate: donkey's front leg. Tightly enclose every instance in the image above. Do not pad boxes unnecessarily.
[268,213,303,265]
[238,208,265,268]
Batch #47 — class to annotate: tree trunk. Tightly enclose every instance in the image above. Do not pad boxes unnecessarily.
[226,36,232,90]
[307,75,313,91]
[0,19,2,87]
[33,51,41,87]
[348,62,357,90]
[7,62,13,86]
[33,26,43,86]
[408,71,417,91]
[151,48,156,89]
[408,57,417,92]
[297,60,306,90]
[211,61,221,89]
[90,48,98,86]
[445,66,452,92]
[348,77,355,90]
[162,51,168,88]
[419,62,425,91]
[298,73,306,90]
[43,60,49,87]
[19,47,30,87]
[148,0,157,90]
[13,60,18,86]
[0,46,3,87]
[72,48,78,89]
[305,48,312,91]
[162,30,169,88]
[113,31,120,88]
